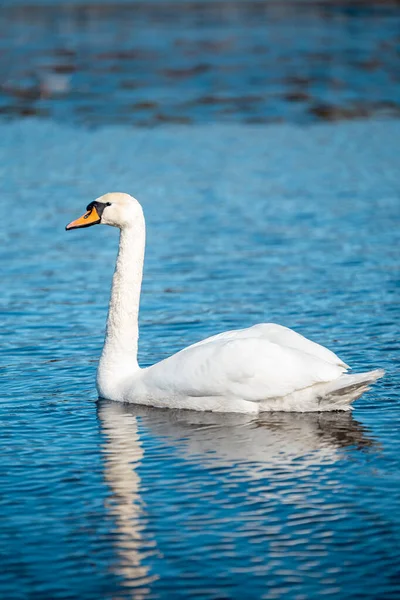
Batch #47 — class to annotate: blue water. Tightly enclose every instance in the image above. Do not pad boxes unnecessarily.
[1,118,399,599]
[1,2,399,124]
[1,2,400,599]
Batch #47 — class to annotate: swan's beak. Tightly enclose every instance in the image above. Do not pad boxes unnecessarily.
[65,206,101,230]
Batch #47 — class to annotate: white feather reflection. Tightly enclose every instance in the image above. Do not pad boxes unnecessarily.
[98,401,158,599]
[105,404,376,469]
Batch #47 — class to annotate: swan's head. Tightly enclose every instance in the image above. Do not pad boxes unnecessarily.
[66,192,142,231]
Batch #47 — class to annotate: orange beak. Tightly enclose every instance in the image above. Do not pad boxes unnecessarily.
[65,206,101,230]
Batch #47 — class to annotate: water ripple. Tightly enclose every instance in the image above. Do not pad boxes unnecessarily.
[0,119,399,598]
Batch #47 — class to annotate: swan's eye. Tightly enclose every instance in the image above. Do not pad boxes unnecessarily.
[105,202,111,207]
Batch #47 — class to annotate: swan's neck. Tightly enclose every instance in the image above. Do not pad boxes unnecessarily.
[97,219,145,396]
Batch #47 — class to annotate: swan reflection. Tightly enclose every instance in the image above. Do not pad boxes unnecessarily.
[98,401,158,599]
[98,401,376,595]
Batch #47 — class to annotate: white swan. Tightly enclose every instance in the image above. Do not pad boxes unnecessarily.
[66,192,384,413]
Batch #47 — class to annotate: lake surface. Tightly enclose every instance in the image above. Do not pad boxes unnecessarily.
[1,1,400,599]
[1,1,399,125]
[1,118,399,599]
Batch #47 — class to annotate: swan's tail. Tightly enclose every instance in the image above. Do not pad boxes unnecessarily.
[317,369,385,409]
[260,369,385,412]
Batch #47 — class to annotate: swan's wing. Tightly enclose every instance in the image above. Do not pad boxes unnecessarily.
[252,323,349,369]
[188,323,348,369]
[142,334,346,403]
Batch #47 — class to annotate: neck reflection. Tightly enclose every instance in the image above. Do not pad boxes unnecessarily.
[98,401,157,600]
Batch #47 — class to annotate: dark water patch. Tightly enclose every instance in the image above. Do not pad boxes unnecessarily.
[310,100,400,120]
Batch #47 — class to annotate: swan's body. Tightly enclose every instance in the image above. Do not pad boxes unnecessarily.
[66,193,384,414]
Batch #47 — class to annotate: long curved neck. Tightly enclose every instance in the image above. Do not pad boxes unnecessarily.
[97,218,145,394]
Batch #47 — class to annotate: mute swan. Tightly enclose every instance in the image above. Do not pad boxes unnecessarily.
[66,192,384,413]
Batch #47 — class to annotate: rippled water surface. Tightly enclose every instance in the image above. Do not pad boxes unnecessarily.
[1,1,399,124]
[1,117,399,599]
